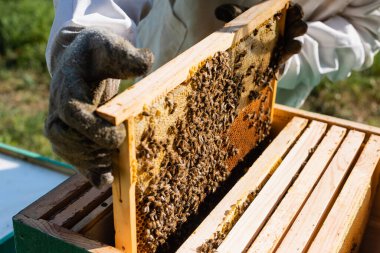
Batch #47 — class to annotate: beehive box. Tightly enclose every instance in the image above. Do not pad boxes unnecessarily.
[12,0,380,251]
[179,105,380,252]
[13,105,380,253]
[94,1,288,252]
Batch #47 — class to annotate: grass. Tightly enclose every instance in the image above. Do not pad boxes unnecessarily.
[0,1,379,159]
[0,69,57,158]
[0,0,58,159]
[302,54,380,127]
[0,0,54,71]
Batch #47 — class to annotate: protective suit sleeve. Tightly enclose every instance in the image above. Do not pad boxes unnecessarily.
[46,0,152,74]
[278,1,380,107]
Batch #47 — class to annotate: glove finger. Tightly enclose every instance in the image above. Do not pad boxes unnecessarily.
[67,28,154,82]
[84,171,114,189]
[50,70,126,149]
[99,78,120,104]
[286,3,304,27]
[58,101,126,149]
[279,40,302,65]
[53,144,113,168]
[285,19,308,39]
[215,4,248,23]
[75,158,114,188]
[45,117,107,152]
[53,144,115,188]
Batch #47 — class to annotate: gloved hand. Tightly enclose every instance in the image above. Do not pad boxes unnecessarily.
[45,27,153,188]
[215,2,307,65]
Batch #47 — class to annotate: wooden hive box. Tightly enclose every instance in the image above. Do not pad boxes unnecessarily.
[14,105,380,253]
[13,105,380,253]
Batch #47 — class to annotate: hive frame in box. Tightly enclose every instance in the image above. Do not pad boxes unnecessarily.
[96,1,289,252]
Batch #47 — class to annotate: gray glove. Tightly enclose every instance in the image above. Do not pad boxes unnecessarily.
[215,2,307,65]
[45,27,153,188]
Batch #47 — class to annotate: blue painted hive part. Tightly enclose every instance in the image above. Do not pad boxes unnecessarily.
[0,143,74,253]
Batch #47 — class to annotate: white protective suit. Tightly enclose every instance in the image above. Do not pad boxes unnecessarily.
[46,0,380,107]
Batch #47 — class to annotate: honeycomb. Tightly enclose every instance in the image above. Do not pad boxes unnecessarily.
[131,14,282,253]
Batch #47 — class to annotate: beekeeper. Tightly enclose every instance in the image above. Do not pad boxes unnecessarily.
[45,0,380,187]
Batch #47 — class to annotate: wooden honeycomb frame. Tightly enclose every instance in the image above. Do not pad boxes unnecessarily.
[96,1,289,252]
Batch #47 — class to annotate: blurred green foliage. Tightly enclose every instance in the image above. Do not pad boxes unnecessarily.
[0,0,54,72]
[0,68,57,158]
[0,0,57,158]
[303,54,380,126]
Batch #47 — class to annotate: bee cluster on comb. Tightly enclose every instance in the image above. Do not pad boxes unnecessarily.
[132,13,283,253]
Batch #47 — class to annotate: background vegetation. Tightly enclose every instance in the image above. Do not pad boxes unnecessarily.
[0,0,56,157]
[0,0,379,160]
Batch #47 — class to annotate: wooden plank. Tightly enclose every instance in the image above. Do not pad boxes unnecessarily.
[276,130,366,253]
[71,196,113,233]
[50,186,111,228]
[247,125,347,253]
[360,137,380,252]
[273,104,380,136]
[269,3,287,123]
[19,174,91,220]
[216,120,327,252]
[177,117,308,252]
[309,135,380,253]
[368,171,380,221]
[113,119,137,253]
[81,207,114,246]
[14,214,121,253]
[96,0,289,125]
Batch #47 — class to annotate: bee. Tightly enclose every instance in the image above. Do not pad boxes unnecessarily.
[274,12,282,20]
[234,62,242,70]
[169,102,177,114]
[142,111,151,117]
[248,90,259,101]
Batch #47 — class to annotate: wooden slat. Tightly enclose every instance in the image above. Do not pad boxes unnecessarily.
[177,117,308,252]
[217,120,327,252]
[273,104,380,136]
[309,135,380,253]
[50,187,111,228]
[269,6,287,123]
[81,207,114,246]
[247,125,347,253]
[72,196,114,246]
[113,119,137,253]
[71,196,113,233]
[361,171,380,253]
[96,0,289,125]
[20,174,91,220]
[14,214,121,253]
[276,130,365,253]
